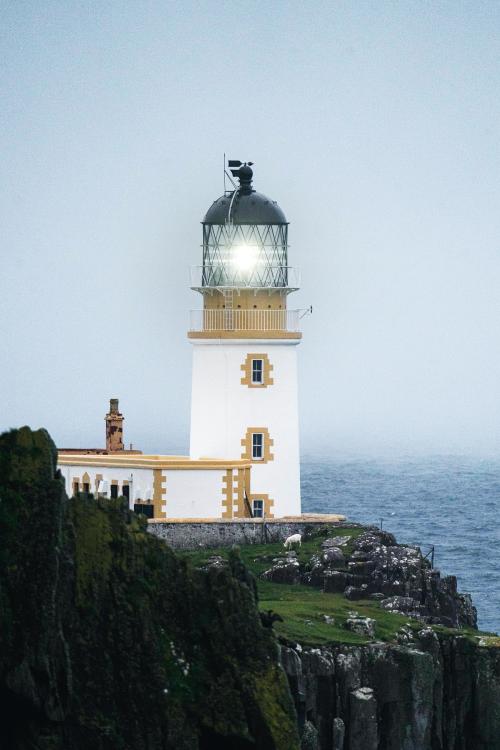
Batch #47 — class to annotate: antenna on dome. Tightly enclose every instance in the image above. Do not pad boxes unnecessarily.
[224,157,238,194]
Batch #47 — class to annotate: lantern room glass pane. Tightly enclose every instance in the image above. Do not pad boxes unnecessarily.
[202,223,288,288]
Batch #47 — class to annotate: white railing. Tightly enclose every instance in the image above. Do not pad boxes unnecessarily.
[190,265,300,290]
[189,308,301,333]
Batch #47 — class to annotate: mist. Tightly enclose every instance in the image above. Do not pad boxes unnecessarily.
[2,1,500,458]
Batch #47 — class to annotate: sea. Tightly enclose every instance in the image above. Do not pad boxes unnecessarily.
[301,455,500,634]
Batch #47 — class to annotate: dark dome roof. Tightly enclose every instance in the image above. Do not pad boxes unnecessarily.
[203,190,287,225]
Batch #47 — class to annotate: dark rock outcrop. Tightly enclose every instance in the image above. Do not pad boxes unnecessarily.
[263,527,477,629]
[344,615,376,638]
[281,633,500,750]
[0,427,299,750]
[345,530,477,628]
[261,557,301,584]
[380,594,430,619]
[260,610,285,629]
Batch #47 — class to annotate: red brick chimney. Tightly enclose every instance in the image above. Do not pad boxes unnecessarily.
[105,398,124,452]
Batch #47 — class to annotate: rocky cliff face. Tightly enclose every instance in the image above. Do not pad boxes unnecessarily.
[1,426,499,750]
[0,427,299,750]
[262,531,499,749]
[281,632,500,750]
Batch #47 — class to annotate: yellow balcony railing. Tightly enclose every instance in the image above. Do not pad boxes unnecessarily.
[189,308,301,333]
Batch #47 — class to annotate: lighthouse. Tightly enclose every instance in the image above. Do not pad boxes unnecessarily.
[188,161,302,518]
[57,160,311,522]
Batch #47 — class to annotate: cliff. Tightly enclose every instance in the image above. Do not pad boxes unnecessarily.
[1,427,499,750]
[183,515,500,748]
[0,427,299,750]
[260,529,500,748]
[281,632,500,750]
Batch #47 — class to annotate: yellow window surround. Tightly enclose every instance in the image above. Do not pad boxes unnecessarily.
[241,427,274,464]
[240,353,274,388]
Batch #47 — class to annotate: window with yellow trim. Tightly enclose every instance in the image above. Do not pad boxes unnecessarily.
[252,433,264,460]
[240,353,274,388]
[241,427,274,463]
[252,499,264,517]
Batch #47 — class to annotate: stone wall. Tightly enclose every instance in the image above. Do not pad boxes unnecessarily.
[147,518,343,550]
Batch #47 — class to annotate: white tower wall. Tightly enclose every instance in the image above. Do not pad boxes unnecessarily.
[189,338,301,517]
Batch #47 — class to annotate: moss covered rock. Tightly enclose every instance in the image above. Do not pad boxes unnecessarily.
[0,427,299,750]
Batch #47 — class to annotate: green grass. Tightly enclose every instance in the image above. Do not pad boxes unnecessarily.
[181,526,412,646]
[180,527,493,647]
[257,580,411,645]
[181,526,364,577]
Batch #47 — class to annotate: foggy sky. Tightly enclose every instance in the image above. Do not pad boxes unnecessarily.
[1,1,500,457]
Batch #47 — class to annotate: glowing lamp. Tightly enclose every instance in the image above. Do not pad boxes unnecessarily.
[231,243,259,273]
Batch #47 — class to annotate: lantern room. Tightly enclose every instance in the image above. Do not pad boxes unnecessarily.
[189,161,301,337]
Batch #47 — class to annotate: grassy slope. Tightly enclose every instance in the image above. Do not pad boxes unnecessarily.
[181,527,483,647]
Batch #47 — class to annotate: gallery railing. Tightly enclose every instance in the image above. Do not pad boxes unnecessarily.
[189,308,301,333]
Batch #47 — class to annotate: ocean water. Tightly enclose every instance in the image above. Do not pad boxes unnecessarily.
[301,456,500,633]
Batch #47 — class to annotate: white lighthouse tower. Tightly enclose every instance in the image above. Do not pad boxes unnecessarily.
[188,161,302,518]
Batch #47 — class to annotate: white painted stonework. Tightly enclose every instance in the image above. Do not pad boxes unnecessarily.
[166,469,224,519]
[59,464,154,503]
[58,461,231,519]
[189,338,301,517]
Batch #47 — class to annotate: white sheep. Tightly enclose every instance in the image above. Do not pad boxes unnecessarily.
[283,533,302,549]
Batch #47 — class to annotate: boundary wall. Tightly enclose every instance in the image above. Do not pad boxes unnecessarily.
[147,515,345,550]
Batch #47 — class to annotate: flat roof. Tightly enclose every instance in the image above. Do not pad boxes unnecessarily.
[57,452,251,470]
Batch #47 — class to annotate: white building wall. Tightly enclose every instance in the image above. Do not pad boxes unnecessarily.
[59,462,227,519]
[189,339,301,517]
[59,464,154,504]
[166,469,224,519]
